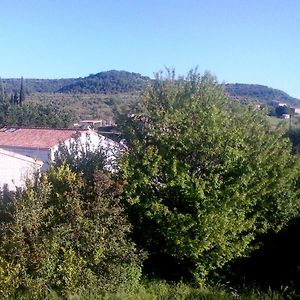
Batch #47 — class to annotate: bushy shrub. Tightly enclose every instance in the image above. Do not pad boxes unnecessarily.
[0,164,142,298]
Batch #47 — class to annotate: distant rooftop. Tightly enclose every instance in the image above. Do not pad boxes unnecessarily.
[0,127,91,149]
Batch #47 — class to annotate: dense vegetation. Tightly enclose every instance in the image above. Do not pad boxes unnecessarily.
[225,83,300,105]
[0,163,142,298]
[0,80,73,127]
[1,70,300,299]
[27,92,138,121]
[118,70,300,283]
[58,70,151,94]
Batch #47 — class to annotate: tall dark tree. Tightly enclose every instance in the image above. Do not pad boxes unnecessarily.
[19,77,25,106]
[13,91,19,105]
[0,78,4,102]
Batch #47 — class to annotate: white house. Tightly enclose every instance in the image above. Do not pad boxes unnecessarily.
[0,148,43,190]
[0,127,118,189]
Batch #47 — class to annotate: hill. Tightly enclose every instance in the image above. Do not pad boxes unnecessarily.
[2,70,299,106]
[2,70,151,94]
[58,70,151,93]
[224,83,300,106]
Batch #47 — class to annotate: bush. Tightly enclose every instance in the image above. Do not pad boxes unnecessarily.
[0,164,142,298]
[118,70,300,283]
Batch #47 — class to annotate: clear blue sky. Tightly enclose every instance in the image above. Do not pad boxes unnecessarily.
[1,0,300,98]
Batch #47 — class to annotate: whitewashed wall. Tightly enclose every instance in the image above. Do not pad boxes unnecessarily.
[0,149,42,190]
[1,146,51,171]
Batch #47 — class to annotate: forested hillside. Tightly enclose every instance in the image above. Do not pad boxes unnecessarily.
[225,83,300,105]
[2,70,150,94]
[2,70,299,105]
[58,70,150,93]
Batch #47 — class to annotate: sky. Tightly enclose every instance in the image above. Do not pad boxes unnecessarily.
[1,0,300,98]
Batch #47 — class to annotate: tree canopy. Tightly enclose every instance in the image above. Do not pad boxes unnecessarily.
[118,70,300,282]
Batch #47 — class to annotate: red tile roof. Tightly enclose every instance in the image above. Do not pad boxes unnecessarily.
[0,127,89,149]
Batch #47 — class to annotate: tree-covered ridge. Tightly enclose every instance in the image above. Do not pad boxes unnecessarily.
[2,70,151,94]
[58,70,151,93]
[3,71,299,106]
[225,83,300,105]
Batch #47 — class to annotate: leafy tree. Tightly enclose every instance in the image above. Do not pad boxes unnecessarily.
[118,70,300,283]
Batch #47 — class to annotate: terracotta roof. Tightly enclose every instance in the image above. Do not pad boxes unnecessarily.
[0,127,89,149]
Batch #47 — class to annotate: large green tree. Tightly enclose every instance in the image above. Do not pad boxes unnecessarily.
[118,70,300,282]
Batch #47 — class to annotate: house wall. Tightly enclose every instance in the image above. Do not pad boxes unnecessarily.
[0,151,41,190]
[0,146,51,171]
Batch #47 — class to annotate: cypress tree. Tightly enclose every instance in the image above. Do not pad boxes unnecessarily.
[13,91,19,105]
[10,93,14,105]
[0,77,4,102]
[19,77,25,106]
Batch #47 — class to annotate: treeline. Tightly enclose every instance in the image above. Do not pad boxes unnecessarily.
[0,70,300,299]
[0,78,73,128]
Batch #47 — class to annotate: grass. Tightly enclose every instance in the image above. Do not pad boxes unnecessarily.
[12,281,294,300]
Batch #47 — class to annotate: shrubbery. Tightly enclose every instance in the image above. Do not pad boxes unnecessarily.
[0,164,142,298]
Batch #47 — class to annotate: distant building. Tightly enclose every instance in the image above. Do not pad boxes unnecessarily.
[291,107,300,115]
[278,102,288,107]
[0,127,118,189]
[75,119,115,129]
[282,114,291,119]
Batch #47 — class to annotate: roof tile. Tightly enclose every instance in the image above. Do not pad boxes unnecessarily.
[0,127,88,149]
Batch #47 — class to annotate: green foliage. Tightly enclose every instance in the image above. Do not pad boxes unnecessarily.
[10,280,292,300]
[0,164,142,298]
[118,70,300,283]
[0,101,72,128]
[0,256,21,298]
[53,136,107,182]
[28,92,138,121]
[58,70,150,94]
[285,127,300,154]
[225,83,300,106]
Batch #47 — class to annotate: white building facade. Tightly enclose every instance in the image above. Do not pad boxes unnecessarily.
[0,127,118,190]
[0,148,42,190]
